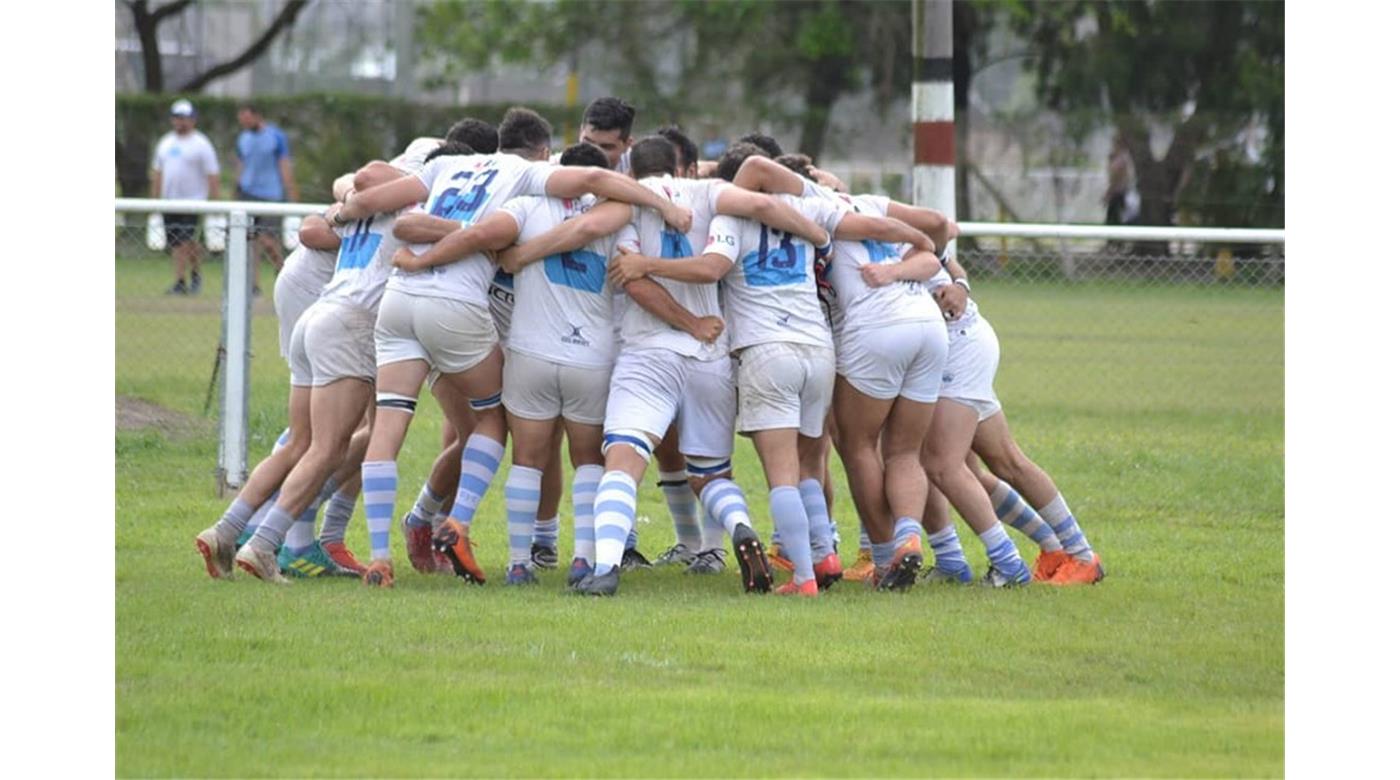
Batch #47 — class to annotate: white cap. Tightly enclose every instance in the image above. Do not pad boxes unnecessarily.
[170,99,195,117]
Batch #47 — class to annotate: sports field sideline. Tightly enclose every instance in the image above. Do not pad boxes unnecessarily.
[116,253,1283,776]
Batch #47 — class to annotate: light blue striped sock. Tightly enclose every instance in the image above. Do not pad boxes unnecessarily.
[594,471,637,574]
[872,538,898,569]
[893,516,923,548]
[992,480,1062,552]
[799,479,835,558]
[252,505,295,551]
[406,484,445,528]
[770,486,814,583]
[699,479,753,536]
[505,465,543,566]
[929,526,970,575]
[660,470,701,549]
[700,506,726,550]
[625,528,639,551]
[449,434,505,528]
[318,489,357,544]
[361,460,397,561]
[1038,494,1094,561]
[534,516,559,549]
[859,524,871,553]
[979,524,1025,575]
[571,465,603,564]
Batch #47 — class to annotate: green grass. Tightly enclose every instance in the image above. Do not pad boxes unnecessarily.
[116,253,1283,777]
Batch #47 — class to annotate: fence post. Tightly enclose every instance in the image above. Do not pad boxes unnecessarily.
[218,209,252,493]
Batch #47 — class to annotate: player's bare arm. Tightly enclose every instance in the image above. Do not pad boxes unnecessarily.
[496,200,633,273]
[298,214,341,251]
[732,155,806,196]
[544,167,693,234]
[391,213,462,244]
[622,276,724,344]
[860,248,941,288]
[391,211,521,272]
[337,176,428,222]
[608,248,730,286]
[934,256,972,319]
[885,201,958,254]
[834,213,935,254]
[715,186,829,247]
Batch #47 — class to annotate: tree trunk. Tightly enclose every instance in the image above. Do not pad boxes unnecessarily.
[116,138,151,197]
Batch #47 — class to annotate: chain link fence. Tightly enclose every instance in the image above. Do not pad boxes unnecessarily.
[116,200,1283,488]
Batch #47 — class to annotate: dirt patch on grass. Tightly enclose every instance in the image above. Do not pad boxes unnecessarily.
[116,395,212,438]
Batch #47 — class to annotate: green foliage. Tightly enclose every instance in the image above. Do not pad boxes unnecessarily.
[115,93,570,200]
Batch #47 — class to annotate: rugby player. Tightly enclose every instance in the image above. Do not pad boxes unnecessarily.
[337,108,692,587]
[608,142,935,596]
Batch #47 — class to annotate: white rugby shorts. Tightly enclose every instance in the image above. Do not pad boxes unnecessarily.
[374,288,497,375]
[940,315,1001,421]
[503,349,611,425]
[274,276,323,360]
[677,355,737,459]
[837,318,948,403]
[603,348,690,444]
[735,341,835,438]
[286,300,377,387]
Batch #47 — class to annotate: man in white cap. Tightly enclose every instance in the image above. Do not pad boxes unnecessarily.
[151,99,220,295]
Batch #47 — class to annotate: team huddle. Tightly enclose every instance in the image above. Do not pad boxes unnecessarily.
[193,97,1105,597]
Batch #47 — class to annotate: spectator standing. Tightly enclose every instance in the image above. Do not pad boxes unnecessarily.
[151,99,220,295]
[235,103,298,295]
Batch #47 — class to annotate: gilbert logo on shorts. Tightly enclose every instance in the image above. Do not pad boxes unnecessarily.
[562,324,590,347]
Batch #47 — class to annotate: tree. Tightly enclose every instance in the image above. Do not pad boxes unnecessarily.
[999,0,1283,231]
[117,1,311,194]
[416,0,913,160]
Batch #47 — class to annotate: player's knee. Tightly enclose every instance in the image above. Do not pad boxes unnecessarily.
[603,430,654,468]
[376,392,417,417]
[685,456,732,489]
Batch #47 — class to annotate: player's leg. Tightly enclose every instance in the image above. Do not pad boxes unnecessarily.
[530,421,565,570]
[922,399,1030,587]
[556,361,610,586]
[973,411,1103,584]
[918,478,973,583]
[832,377,895,569]
[400,385,468,574]
[651,424,698,567]
[304,406,373,576]
[194,324,314,578]
[238,377,373,583]
[873,395,937,590]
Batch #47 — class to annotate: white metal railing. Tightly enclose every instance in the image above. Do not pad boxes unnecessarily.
[115,197,1283,490]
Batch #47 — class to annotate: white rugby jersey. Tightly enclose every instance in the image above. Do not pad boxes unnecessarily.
[703,194,847,352]
[319,210,405,313]
[386,153,558,307]
[388,137,441,173]
[500,194,637,369]
[280,245,337,298]
[822,192,939,337]
[926,267,981,331]
[616,176,729,358]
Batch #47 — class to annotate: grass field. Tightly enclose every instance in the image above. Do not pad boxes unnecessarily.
[116,251,1283,777]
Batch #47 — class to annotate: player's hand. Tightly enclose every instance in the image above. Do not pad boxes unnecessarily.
[495,246,521,271]
[608,250,651,286]
[860,263,898,288]
[812,167,848,193]
[323,202,344,226]
[935,282,968,320]
[662,204,693,235]
[392,247,427,272]
[813,231,834,261]
[689,315,725,344]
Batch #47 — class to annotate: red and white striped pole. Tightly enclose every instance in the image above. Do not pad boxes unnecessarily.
[912,0,955,220]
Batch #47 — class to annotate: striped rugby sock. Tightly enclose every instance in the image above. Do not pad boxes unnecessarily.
[448,434,505,528]
[505,465,543,567]
[1038,493,1094,562]
[571,465,603,564]
[979,523,1025,575]
[361,460,397,561]
[593,471,637,574]
[699,479,753,537]
[700,506,726,550]
[770,486,814,583]
[534,516,559,549]
[660,470,701,550]
[991,480,1062,552]
[929,526,970,575]
[799,478,835,558]
[406,484,445,528]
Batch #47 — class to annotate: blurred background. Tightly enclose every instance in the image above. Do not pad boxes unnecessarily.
[114,0,1283,487]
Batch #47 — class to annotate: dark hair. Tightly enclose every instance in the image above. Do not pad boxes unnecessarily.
[559,141,610,169]
[656,125,698,172]
[582,97,636,139]
[715,141,770,182]
[498,107,553,154]
[775,153,818,182]
[445,117,499,154]
[237,102,260,115]
[423,141,480,164]
[738,133,783,158]
[628,136,678,180]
